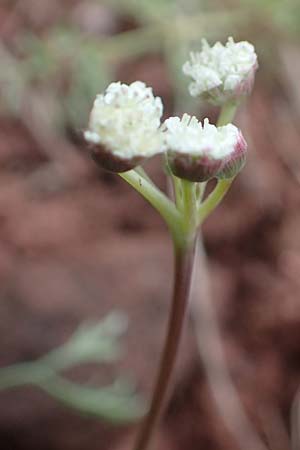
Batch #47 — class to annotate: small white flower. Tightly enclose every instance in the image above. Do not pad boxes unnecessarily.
[85,81,165,164]
[164,114,246,181]
[164,114,241,159]
[182,37,258,104]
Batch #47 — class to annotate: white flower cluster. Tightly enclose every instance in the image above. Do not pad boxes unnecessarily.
[164,114,241,161]
[163,114,247,181]
[85,81,165,159]
[85,37,255,177]
[182,37,258,103]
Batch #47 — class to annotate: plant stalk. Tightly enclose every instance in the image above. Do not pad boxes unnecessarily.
[133,238,196,450]
[119,170,183,248]
[217,100,238,126]
[198,178,234,225]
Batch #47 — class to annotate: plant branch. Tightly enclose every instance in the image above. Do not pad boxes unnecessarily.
[119,170,184,247]
[172,175,183,211]
[182,179,197,234]
[217,100,239,126]
[198,178,234,225]
[133,239,196,450]
[135,166,155,185]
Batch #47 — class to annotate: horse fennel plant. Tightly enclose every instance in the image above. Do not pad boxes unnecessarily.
[84,36,258,450]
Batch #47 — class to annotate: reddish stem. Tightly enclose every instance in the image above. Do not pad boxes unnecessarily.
[133,239,196,450]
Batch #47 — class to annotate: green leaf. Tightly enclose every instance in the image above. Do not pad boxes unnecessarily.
[40,375,145,424]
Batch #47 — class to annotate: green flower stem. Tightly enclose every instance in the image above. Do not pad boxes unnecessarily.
[135,166,154,185]
[197,182,206,204]
[119,170,184,248]
[120,172,199,450]
[198,178,234,225]
[133,238,196,450]
[217,100,238,126]
[172,175,183,211]
[195,99,239,225]
[181,179,197,235]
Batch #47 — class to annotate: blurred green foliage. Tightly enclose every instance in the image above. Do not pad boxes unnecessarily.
[239,0,300,37]
[0,0,299,133]
[3,27,112,130]
[0,312,145,423]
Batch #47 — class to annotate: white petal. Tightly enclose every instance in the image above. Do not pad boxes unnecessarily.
[85,81,165,158]
[164,115,242,160]
[182,37,258,99]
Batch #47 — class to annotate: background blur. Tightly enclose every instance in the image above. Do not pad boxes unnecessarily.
[0,0,300,449]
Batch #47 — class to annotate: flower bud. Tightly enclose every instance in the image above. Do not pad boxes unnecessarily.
[216,130,247,179]
[84,81,165,172]
[182,37,258,106]
[163,114,246,182]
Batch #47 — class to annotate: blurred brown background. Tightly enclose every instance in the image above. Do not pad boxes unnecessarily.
[0,0,300,449]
